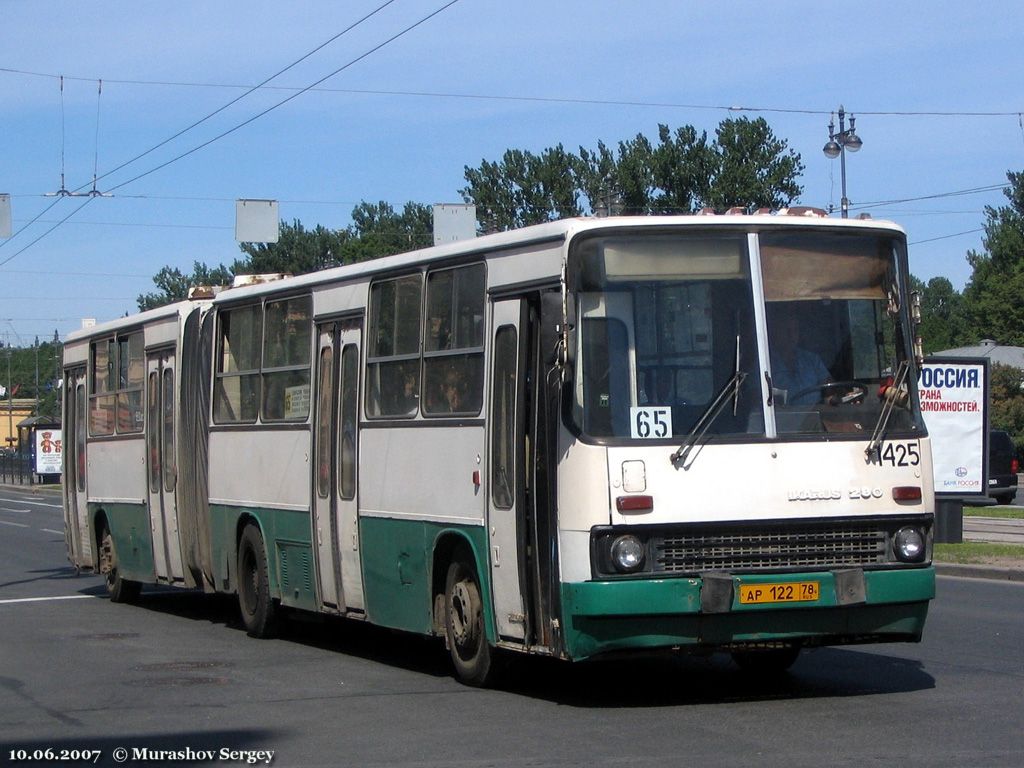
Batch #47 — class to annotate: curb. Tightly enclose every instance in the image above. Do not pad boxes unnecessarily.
[934,562,1024,582]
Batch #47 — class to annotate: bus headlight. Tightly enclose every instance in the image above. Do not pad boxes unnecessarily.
[610,535,645,573]
[894,526,926,562]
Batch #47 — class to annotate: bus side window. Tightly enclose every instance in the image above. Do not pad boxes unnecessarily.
[581,317,630,436]
[261,296,312,422]
[213,305,262,424]
[366,274,422,418]
[423,263,485,416]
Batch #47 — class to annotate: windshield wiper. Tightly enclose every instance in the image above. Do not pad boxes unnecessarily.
[671,369,747,466]
[865,359,910,462]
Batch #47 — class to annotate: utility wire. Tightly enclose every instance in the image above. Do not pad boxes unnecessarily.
[0,0,422,266]
[102,0,463,195]
[4,66,1022,118]
[851,183,1009,211]
[74,0,398,194]
[0,196,94,268]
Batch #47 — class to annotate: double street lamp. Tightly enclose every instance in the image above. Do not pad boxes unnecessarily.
[822,105,863,218]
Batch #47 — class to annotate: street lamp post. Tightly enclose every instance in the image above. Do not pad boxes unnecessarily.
[822,105,863,218]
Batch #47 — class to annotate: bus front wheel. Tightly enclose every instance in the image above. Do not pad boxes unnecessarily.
[237,524,278,638]
[444,559,493,687]
[99,525,141,603]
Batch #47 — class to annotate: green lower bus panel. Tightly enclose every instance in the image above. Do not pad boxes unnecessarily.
[561,567,935,660]
[89,502,154,584]
[208,504,317,611]
[359,517,489,638]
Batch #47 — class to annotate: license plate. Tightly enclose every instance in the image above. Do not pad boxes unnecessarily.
[738,581,820,605]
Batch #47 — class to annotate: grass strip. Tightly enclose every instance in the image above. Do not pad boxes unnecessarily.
[962,507,1024,519]
[934,541,1024,564]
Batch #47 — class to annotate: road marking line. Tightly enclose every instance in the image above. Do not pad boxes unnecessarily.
[5,499,63,509]
[0,507,30,514]
[41,528,65,534]
[0,595,96,605]
[0,520,29,528]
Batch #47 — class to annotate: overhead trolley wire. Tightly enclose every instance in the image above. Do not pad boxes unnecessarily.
[79,0,399,194]
[102,0,463,195]
[4,66,1021,119]
[0,0,437,266]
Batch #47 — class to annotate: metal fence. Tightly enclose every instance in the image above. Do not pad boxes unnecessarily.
[0,453,34,485]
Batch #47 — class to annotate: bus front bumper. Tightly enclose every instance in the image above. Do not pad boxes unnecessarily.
[559,566,935,661]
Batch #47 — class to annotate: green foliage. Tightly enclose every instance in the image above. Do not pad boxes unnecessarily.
[462,117,804,228]
[910,275,968,354]
[962,171,1024,346]
[463,146,581,230]
[235,219,348,276]
[340,201,433,262]
[137,261,234,311]
[990,362,1024,453]
[0,338,63,419]
[137,204,434,312]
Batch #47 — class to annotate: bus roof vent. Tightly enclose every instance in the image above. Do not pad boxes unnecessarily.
[778,206,828,218]
[231,273,291,289]
[187,285,223,300]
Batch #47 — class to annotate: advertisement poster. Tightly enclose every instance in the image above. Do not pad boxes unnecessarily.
[919,358,988,496]
[34,428,63,475]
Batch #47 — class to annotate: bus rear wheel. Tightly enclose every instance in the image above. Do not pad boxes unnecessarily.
[731,644,801,674]
[237,524,278,638]
[445,559,493,687]
[99,525,141,603]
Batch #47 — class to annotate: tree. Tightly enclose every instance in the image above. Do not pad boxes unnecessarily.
[138,203,433,312]
[462,117,804,229]
[704,117,804,211]
[462,146,581,230]
[137,261,234,311]
[909,275,967,354]
[235,219,348,276]
[990,362,1024,453]
[961,170,1024,346]
[337,201,434,263]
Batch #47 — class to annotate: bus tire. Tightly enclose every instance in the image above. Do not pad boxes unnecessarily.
[731,644,801,674]
[99,525,141,604]
[444,559,493,687]
[237,524,278,638]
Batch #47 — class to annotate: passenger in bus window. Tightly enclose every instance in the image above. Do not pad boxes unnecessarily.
[441,367,464,412]
[768,306,831,405]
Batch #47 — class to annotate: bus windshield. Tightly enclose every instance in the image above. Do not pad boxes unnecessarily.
[569,228,920,441]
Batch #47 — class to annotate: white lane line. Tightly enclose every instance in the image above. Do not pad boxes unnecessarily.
[0,507,31,514]
[41,528,65,535]
[3,499,63,509]
[0,595,96,605]
[0,520,29,528]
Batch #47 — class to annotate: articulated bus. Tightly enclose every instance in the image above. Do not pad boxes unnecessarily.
[63,212,935,685]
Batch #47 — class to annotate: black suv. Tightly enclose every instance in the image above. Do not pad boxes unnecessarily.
[989,430,1019,505]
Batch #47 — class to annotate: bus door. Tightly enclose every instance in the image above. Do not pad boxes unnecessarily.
[145,350,185,582]
[63,367,91,567]
[312,319,365,613]
[488,295,560,650]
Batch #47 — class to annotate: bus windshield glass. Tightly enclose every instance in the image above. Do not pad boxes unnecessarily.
[569,228,921,441]
[570,232,765,439]
[760,230,918,436]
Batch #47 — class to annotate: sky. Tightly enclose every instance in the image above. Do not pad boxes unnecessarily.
[2,0,1022,345]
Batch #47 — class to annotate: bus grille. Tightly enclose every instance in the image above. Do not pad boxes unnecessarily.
[654,522,889,573]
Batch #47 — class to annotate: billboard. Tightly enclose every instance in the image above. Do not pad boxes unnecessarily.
[34,428,63,475]
[919,357,988,497]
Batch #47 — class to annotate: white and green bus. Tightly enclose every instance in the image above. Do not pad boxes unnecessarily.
[63,212,935,685]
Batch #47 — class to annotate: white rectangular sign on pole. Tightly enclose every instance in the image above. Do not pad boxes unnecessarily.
[919,357,988,497]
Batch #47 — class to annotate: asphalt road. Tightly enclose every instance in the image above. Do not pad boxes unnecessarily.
[1,485,1023,768]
